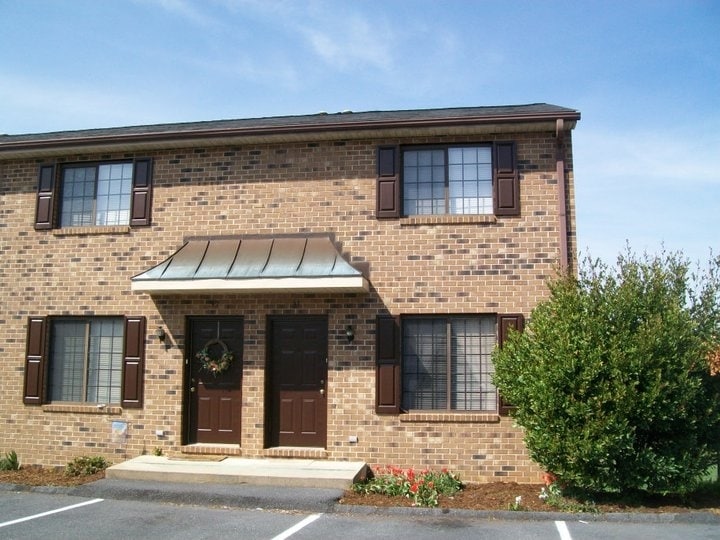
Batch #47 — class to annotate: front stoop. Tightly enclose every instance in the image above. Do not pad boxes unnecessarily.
[106,455,368,489]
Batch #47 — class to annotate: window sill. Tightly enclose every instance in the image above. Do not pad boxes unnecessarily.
[52,225,131,236]
[399,215,497,227]
[42,403,123,415]
[400,411,500,423]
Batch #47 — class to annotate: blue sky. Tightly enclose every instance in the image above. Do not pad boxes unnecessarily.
[2,0,718,265]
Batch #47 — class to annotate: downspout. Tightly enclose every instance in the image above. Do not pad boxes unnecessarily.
[555,119,569,273]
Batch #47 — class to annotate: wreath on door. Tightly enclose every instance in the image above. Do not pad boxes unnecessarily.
[196,339,234,376]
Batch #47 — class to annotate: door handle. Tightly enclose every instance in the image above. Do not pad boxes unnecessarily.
[319,388,325,395]
[190,387,196,393]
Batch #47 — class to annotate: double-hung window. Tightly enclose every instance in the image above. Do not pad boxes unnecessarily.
[403,146,493,215]
[375,142,518,219]
[375,314,524,415]
[402,316,497,411]
[23,316,146,408]
[48,318,124,404]
[34,159,153,230]
[60,163,133,227]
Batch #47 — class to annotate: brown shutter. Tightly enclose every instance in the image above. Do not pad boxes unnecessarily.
[497,313,525,414]
[23,317,47,405]
[493,142,520,216]
[376,146,400,218]
[34,165,56,229]
[121,316,146,408]
[130,158,153,227]
[376,315,401,414]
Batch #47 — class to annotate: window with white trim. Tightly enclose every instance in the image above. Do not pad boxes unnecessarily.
[403,146,493,215]
[48,318,124,403]
[60,163,133,227]
[402,316,497,411]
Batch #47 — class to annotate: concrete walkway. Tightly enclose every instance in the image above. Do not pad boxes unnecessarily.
[106,455,368,489]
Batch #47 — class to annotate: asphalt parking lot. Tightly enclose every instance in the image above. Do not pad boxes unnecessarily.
[2,487,719,540]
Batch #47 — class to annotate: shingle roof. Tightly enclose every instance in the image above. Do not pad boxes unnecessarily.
[0,103,580,157]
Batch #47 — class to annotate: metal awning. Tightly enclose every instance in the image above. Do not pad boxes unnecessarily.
[131,235,369,294]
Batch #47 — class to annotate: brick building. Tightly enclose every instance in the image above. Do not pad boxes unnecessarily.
[0,104,580,483]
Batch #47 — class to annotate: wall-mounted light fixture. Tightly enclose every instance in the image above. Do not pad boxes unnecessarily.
[345,325,355,343]
[156,326,167,342]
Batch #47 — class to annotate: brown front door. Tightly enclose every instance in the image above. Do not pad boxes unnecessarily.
[187,317,243,444]
[268,316,328,448]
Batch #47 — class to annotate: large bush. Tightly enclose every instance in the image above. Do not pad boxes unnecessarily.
[493,250,720,495]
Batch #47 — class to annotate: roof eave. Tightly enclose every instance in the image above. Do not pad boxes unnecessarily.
[0,111,580,159]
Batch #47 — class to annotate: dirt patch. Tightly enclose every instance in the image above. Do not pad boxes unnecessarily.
[0,466,105,487]
[339,481,720,514]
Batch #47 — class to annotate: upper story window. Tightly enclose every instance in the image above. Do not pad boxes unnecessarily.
[403,146,493,215]
[376,142,518,219]
[34,158,153,230]
[60,163,133,227]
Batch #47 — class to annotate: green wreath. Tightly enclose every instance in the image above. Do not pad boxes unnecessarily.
[196,340,234,376]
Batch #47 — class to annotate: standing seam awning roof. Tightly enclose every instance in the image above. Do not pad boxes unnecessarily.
[131,235,369,294]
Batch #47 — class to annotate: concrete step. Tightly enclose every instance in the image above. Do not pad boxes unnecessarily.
[106,455,368,490]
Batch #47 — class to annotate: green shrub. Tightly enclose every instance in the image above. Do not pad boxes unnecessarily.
[0,450,20,471]
[352,466,462,507]
[493,250,720,495]
[65,456,110,477]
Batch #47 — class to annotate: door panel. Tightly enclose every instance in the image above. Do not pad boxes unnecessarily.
[187,317,243,444]
[269,317,327,447]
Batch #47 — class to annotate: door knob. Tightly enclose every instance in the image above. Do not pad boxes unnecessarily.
[319,388,325,395]
[190,387,196,393]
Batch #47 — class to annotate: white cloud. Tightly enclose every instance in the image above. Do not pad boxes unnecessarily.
[134,0,222,28]
[296,14,394,72]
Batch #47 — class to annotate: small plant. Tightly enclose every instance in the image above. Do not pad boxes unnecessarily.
[352,466,462,507]
[65,456,110,477]
[0,450,20,471]
[508,495,524,511]
[153,447,164,456]
[539,482,598,513]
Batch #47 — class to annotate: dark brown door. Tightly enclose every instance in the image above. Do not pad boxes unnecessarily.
[187,317,243,444]
[268,316,328,447]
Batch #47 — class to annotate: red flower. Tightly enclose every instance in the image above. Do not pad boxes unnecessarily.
[409,483,419,494]
[542,472,557,486]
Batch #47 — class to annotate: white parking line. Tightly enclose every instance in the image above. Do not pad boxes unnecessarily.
[555,520,572,540]
[271,513,322,540]
[0,498,104,528]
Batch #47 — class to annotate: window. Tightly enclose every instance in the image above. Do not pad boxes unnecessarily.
[375,142,518,219]
[403,146,493,215]
[48,318,124,403]
[60,163,133,227]
[23,316,146,408]
[402,316,497,411]
[34,159,153,230]
[375,314,524,415]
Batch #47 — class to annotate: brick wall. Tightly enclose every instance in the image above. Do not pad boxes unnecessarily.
[0,129,575,483]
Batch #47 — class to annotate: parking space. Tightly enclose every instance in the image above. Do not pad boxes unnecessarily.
[1,491,718,540]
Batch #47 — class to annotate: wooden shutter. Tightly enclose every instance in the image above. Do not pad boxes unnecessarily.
[497,313,525,414]
[34,165,56,229]
[376,146,400,218]
[376,315,401,414]
[130,158,153,226]
[121,316,146,408]
[493,142,520,216]
[23,317,47,405]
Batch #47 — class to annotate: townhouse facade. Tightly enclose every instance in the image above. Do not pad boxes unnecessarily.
[0,104,580,483]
